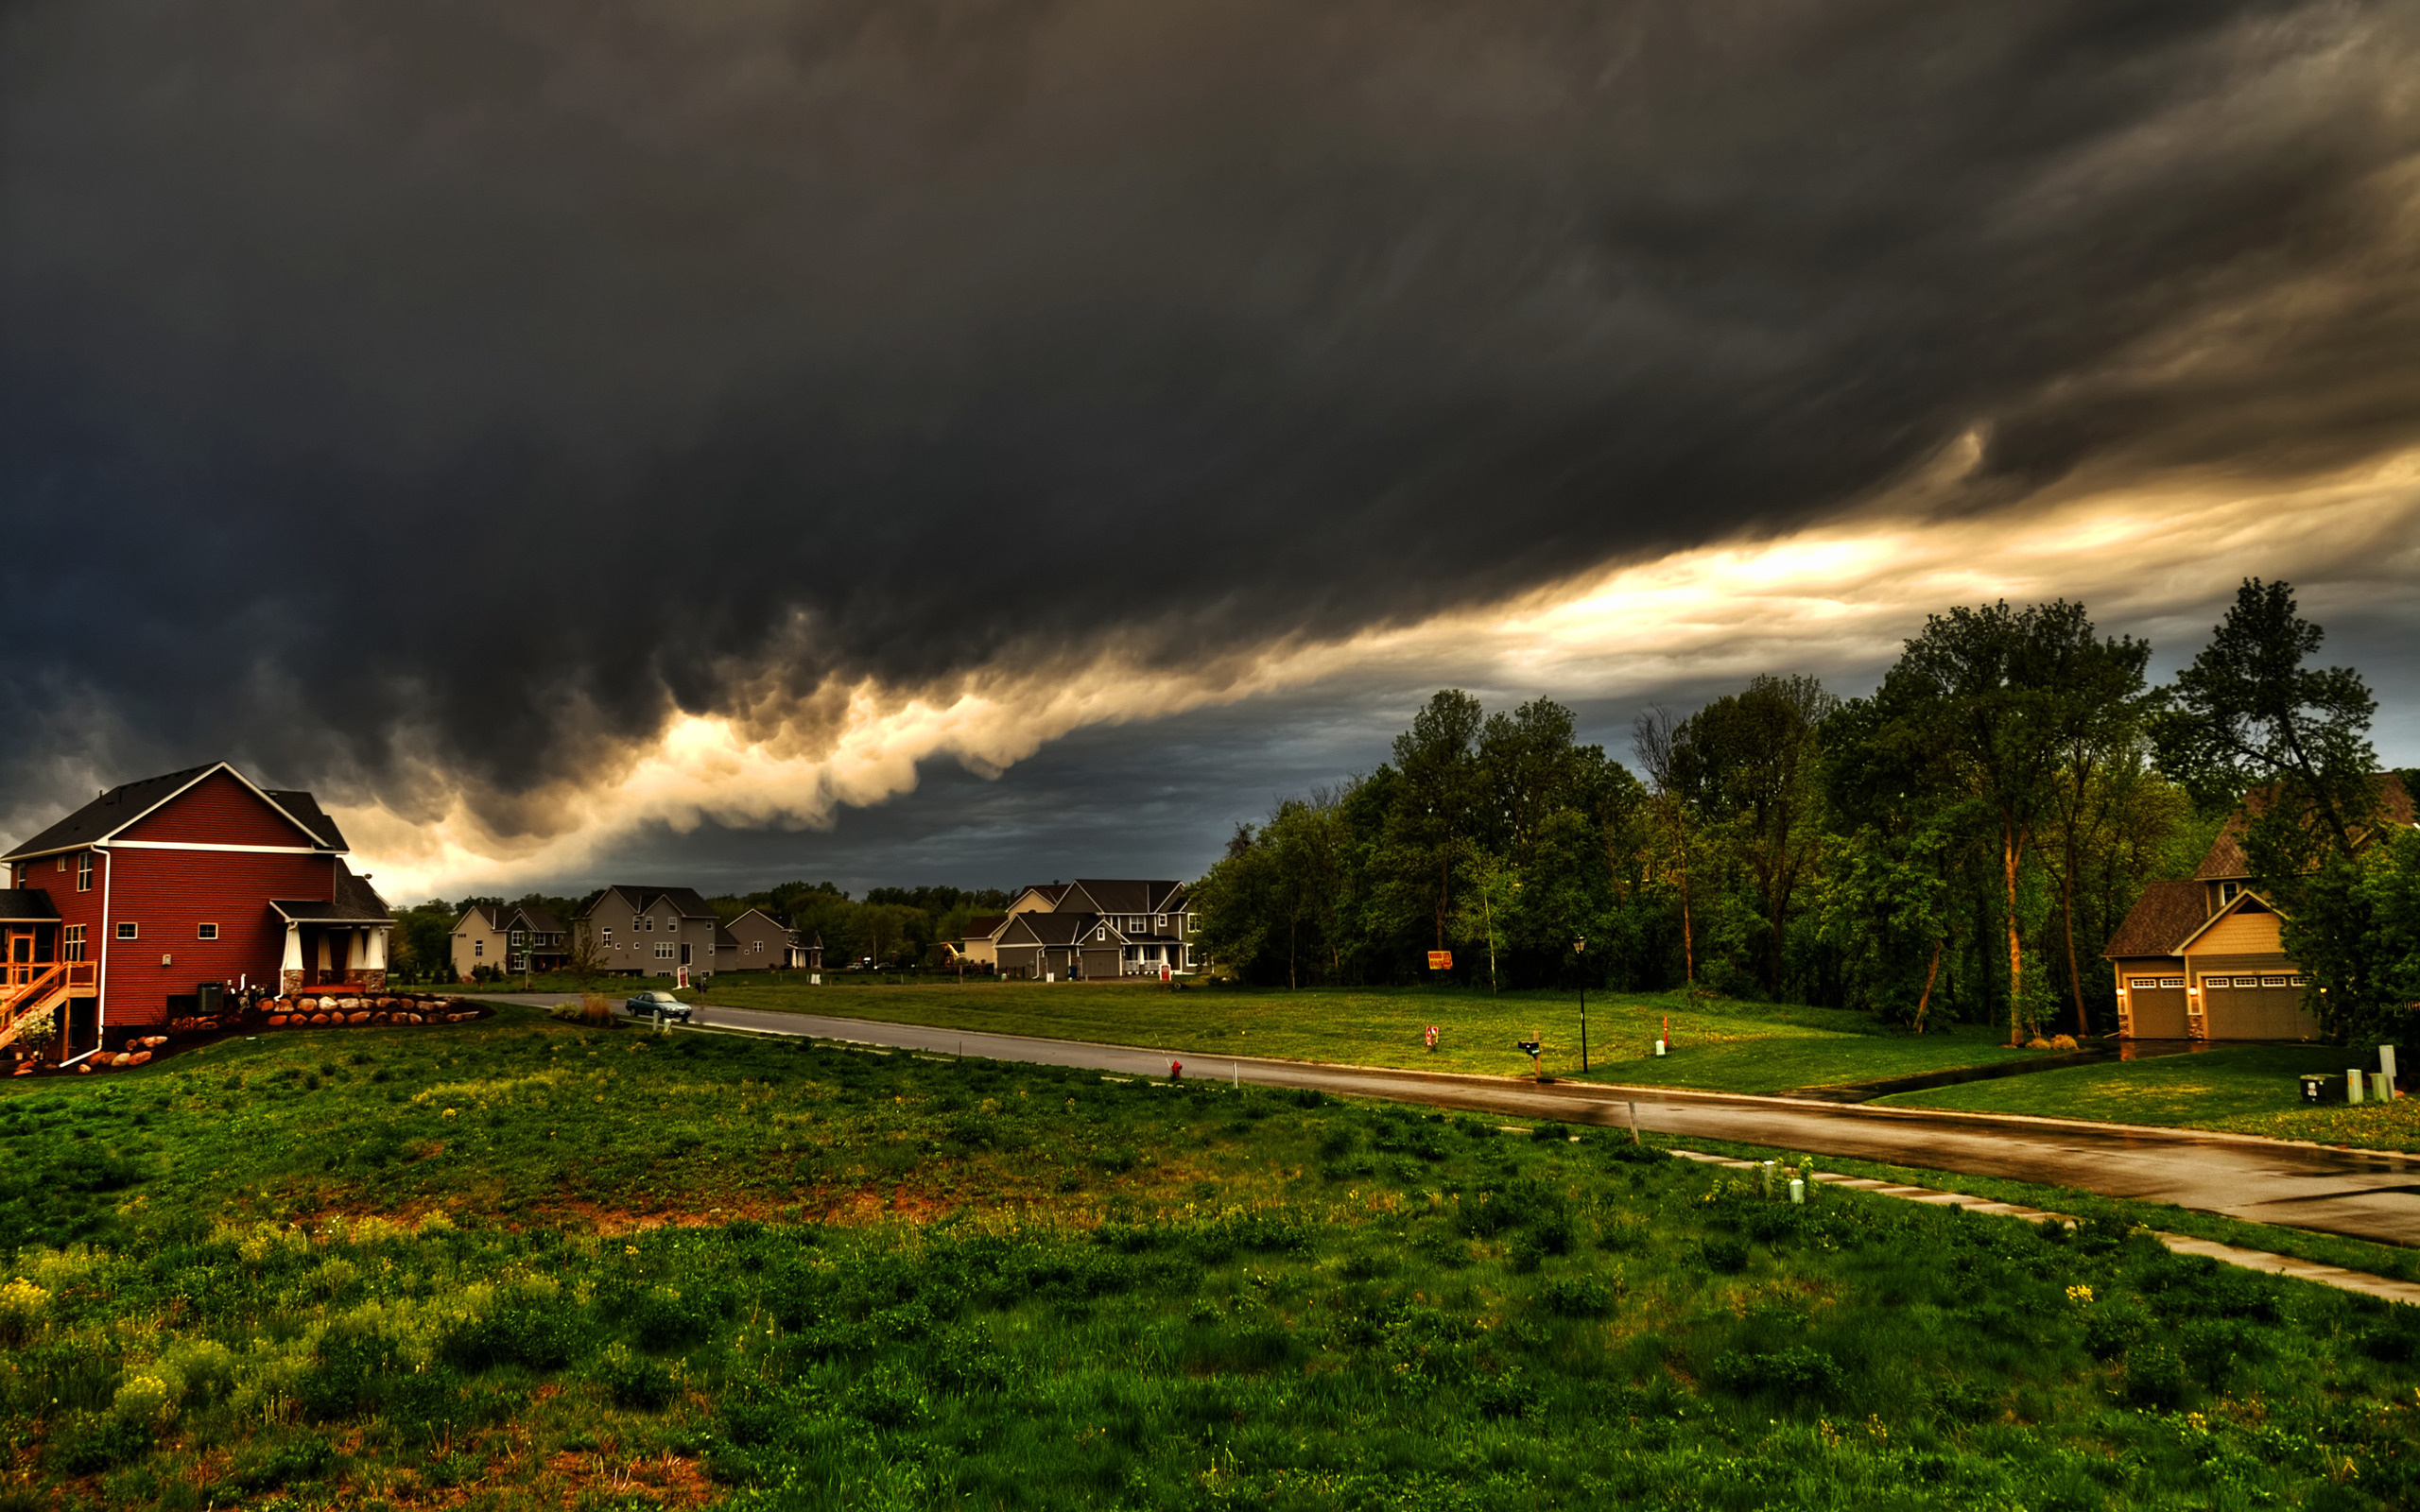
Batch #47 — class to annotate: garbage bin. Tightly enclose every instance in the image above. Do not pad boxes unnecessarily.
[2300,1074,2335,1105]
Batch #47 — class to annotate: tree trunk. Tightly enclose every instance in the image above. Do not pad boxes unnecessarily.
[2060,845,2088,1038]
[2003,820,2024,1045]
[1913,937,1945,1035]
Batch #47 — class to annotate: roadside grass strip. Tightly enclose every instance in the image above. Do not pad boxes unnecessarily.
[1668,1150,2420,1309]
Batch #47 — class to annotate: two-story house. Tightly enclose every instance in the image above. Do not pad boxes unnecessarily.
[576,885,723,979]
[1,762,390,1061]
[722,907,809,970]
[978,879,1198,980]
[2102,774,2412,1040]
[449,902,569,980]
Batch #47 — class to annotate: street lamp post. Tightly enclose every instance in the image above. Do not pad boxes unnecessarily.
[1574,937,1588,1074]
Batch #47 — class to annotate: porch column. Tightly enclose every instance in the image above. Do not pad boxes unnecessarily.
[361,926,389,990]
[280,923,304,997]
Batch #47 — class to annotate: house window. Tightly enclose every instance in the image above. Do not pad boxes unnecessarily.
[655,942,674,960]
[2219,881,2242,904]
[644,916,654,931]
[78,853,93,892]
[2127,978,2157,989]
[1155,915,1166,929]
[473,940,484,958]
[602,929,614,944]
[56,855,66,872]
[2232,976,2258,988]
[1095,925,1106,941]
[2159,976,2183,988]
[2203,976,2228,988]
[61,925,84,962]
[666,919,679,934]
[2260,975,2288,988]
[2290,975,2308,987]
[198,923,218,940]
[115,921,138,940]
[632,915,644,932]
[510,930,527,948]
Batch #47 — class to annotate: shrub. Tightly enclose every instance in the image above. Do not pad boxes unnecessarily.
[2119,1344,2187,1411]
[594,1346,679,1410]
[1539,1271,1619,1318]
[45,1413,150,1475]
[1709,1346,1840,1398]
[0,1279,49,1347]
[1700,1236,1751,1275]
[629,1283,717,1351]
[441,1285,588,1371]
[2080,1302,2147,1362]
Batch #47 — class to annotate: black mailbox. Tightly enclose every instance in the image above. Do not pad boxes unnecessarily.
[2299,1074,2335,1105]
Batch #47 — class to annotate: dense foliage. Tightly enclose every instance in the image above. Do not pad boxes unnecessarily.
[8,1012,2418,1511]
[1196,580,2410,1041]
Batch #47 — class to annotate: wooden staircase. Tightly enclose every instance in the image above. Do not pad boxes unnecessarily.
[0,961,94,1055]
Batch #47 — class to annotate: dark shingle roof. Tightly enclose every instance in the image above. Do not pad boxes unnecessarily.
[2102,880,2209,959]
[962,915,1006,940]
[590,885,719,919]
[271,861,391,924]
[1006,912,1113,946]
[506,902,565,935]
[1067,880,1188,915]
[2193,773,2414,881]
[3,764,346,860]
[0,889,60,922]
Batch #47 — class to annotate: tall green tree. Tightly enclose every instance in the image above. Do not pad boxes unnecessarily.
[1390,690,1485,957]
[1671,675,1838,997]
[1869,600,2138,1043]
[2154,580,2392,1036]
[1631,705,1700,990]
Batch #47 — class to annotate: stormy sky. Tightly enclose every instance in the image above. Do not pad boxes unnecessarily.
[5,0,2417,900]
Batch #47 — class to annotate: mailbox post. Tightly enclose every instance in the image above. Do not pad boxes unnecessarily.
[1515,1035,1543,1082]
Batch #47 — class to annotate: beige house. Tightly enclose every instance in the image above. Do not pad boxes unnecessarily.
[449,902,566,981]
[2103,774,2411,1040]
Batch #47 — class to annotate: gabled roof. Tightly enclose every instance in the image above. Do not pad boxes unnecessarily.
[2173,888,2280,954]
[455,902,503,932]
[727,906,796,935]
[3,762,344,861]
[271,860,391,924]
[961,915,1006,941]
[0,889,60,923]
[1007,884,1071,912]
[714,923,739,949]
[1063,880,1187,916]
[586,885,719,919]
[2101,880,2208,959]
[1000,911,1120,947]
[2193,772,2415,881]
[503,902,565,935]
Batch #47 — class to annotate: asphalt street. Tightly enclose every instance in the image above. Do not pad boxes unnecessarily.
[478,995,2420,1250]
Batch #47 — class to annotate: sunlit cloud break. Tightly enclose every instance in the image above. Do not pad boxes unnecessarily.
[343,446,2420,900]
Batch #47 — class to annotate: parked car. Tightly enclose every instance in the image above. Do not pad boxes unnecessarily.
[623,989,693,1022]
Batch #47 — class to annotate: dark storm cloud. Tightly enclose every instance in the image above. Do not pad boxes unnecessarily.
[5,0,2416,837]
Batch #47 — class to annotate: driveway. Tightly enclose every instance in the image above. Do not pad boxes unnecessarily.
[475,994,2420,1248]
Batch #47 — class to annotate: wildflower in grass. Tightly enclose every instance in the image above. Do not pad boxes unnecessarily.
[2066,1284,2094,1306]
[0,1278,50,1346]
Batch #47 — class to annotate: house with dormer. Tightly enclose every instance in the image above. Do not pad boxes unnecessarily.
[2103,774,2412,1040]
[977,878,1197,980]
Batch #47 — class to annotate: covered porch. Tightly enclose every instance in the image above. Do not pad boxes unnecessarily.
[270,900,394,995]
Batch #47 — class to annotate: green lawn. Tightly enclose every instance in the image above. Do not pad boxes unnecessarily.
[1878,1043,2420,1153]
[692,978,2043,1094]
[5,1006,2418,1510]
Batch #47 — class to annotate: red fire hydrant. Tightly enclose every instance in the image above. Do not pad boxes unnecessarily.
[1169,1059,1183,1081]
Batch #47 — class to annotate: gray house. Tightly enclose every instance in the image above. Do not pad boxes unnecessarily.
[577,885,722,979]
[723,907,807,970]
[988,879,1197,980]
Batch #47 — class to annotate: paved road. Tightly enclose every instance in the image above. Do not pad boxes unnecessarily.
[480,995,2420,1249]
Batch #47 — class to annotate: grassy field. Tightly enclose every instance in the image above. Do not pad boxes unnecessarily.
[3,1008,2418,1510]
[1879,1044,2420,1153]
[688,979,2042,1095]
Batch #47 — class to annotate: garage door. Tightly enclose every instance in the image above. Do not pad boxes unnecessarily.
[2200,973,2320,1040]
[2123,975,2188,1038]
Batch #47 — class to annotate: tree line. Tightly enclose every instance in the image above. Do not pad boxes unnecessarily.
[387,881,1015,980]
[1194,580,2418,1041]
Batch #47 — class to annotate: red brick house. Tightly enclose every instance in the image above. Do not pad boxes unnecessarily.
[1,763,391,1060]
